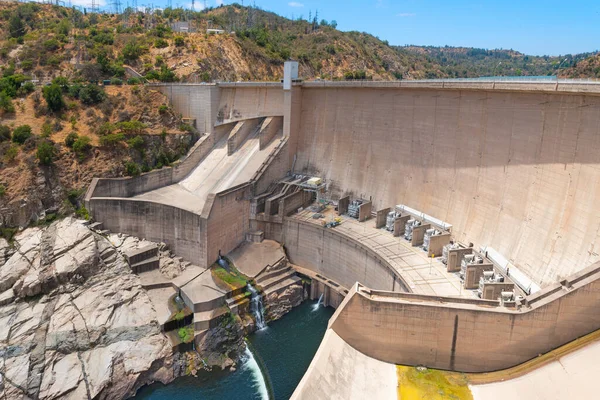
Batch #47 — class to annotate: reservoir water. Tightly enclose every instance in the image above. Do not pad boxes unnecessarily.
[135,299,334,400]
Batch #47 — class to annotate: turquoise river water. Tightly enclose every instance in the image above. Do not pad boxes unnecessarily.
[134,299,334,400]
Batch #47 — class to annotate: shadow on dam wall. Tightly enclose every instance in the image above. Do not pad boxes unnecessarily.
[293,87,600,287]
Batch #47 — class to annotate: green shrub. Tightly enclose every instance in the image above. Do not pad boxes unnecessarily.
[158,65,177,82]
[0,91,15,113]
[18,81,35,95]
[154,38,168,48]
[64,132,78,148]
[20,60,33,70]
[158,104,168,114]
[122,40,144,61]
[99,133,125,147]
[117,120,146,134]
[72,135,92,158]
[52,76,70,92]
[110,77,123,85]
[0,184,5,197]
[37,140,56,165]
[78,84,105,105]
[42,84,65,112]
[97,122,114,136]
[41,123,52,138]
[0,125,11,142]
[127,77,141,85]
[4,144,18,162]
[199,71,211,82]
[75,206,89,220]
[12,125,32,144]
[145,70,160,80]
[124,161,141,176]
[43,39,60,51]
[179,123,193,132]
[127,135,144,150]
[174,36,184,47]
[177,326,194,343]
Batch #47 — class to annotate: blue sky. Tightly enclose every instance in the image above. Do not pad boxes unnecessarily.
[95,0,598,56]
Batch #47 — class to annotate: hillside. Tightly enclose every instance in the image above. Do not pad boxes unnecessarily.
[400,45,596,79]
[561,53,600,78]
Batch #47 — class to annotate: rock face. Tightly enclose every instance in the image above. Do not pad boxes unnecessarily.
[0,218,174,400]
[264,284,305,322]
[195,314,245,370]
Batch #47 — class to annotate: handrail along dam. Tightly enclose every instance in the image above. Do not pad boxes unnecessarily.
[85,70,600,397]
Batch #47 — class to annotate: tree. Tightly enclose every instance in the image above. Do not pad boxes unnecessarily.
[78,84,105,105]
[8,13,25,38]
[42,84,65,112]
[330,20,338,29]
[64,132,79,148]
[122,40,144,61]
[0,125,11,142]
[37,140,56,165]
[72,135,92,160]
[0,91,15,113]
[12,125,32,144]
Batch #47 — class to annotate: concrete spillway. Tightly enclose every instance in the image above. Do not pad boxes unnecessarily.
[134,126,281,214]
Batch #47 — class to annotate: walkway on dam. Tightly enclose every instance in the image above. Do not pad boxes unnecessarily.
[133,130,282,214]
[291,208,471,297]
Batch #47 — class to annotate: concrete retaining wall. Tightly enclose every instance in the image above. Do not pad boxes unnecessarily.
[227,118,261,155]
[329,262,600,372]
[205,185,252,265]
[89,197,206,264]
[259,116,284,150]
[283,218,407,292]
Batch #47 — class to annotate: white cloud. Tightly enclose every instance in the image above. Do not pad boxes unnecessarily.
[397,12,416,17]
[288,2,304,7]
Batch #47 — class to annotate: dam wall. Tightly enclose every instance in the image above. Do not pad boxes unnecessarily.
[282,218,406,292]
[294,86,600,287]
[329,261,600,372]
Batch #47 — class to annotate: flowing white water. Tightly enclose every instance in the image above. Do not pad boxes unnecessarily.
[312,293,324,311]
[247,284,266,330]
[242,347,269,400]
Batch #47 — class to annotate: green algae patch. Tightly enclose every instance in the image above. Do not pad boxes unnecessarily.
[396,365,473,400]
[211,258,249,291]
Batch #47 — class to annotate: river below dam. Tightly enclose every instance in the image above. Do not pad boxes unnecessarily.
[135,299,334,400]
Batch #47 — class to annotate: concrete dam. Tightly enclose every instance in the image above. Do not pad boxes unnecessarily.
[85,71,600,397]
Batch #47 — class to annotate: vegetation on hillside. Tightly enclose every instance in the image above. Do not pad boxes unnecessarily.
[0,2,597,83]
[399,46,595,79]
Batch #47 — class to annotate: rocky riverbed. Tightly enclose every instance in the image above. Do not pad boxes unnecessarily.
[0,218,173,399]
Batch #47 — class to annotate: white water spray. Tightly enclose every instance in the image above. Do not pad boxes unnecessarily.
[312,293,324,311]
[242,347,269,400]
